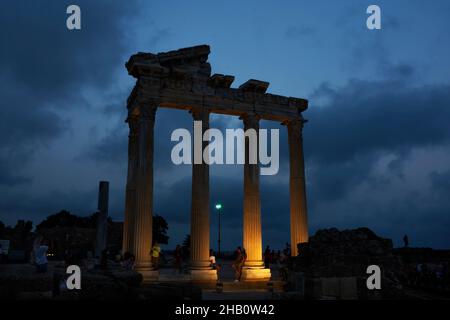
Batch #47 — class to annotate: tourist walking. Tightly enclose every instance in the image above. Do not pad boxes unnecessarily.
[232,246,244,282]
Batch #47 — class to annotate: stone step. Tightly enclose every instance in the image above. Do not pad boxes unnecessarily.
[219,280,286,292]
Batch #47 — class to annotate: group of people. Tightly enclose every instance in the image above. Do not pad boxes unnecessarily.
[27,236,291,280]
[172,245,218,274]
[230,244,291,282]
[264,243,291,268]
[121,242,162,271]
[402,262,450,291]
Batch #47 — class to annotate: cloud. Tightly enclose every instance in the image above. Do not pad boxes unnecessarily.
[430,170,450,195]
[306,70,450,165]
[285,25,316,38]
[301,65,450,248]
[0,0,140,186]
[1,2,450,250]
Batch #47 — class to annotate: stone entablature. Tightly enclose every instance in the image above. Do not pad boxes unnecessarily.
[125,45,307,122]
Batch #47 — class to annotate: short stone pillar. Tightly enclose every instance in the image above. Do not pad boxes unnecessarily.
[95,181,109,258]
[287,117,309,256]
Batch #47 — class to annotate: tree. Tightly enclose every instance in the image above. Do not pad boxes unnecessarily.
[14,220,33,236]
[182,234,191,250]
[36,210,85,230]
[36,210,112,230]
[153,215,169,244]
[181,234,191,260]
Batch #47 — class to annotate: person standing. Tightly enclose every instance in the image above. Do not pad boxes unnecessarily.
[232,247,244,282]
[403,234,409,247]
[264,245,271,268]
[151,242,161,270]
[174,245,183,274]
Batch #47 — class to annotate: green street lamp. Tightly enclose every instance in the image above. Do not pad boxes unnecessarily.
[215,203,223,256]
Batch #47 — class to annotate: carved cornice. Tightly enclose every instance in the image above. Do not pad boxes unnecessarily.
[125,45,309,121]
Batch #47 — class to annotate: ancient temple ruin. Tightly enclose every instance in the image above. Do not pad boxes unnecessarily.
[122,45,309,281]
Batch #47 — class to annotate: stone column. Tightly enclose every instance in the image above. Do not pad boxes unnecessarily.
[287,117,309,256]
[122,115,139,254]
[241,113,270,281]
[189,108,217,281]
[133,104,158,279]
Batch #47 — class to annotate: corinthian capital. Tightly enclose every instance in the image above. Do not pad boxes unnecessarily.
[127,114,140,137]
[285,116,307,140]
[190,107,209,122]
[241,112,260,130]
[139,103,157,121]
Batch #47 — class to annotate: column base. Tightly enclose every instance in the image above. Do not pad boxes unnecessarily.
[135,262,159,282]
[241,267,271,281]
[244,260,265,268]
[190,269,218,282]
[190,260,211,270]
[137,269,159,282]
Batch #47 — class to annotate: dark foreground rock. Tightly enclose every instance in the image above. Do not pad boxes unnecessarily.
[0,263,202,300]
[292,227,404,299]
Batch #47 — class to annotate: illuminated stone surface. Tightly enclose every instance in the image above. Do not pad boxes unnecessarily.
[287,118,309,256]
[190,269,218,282]
[189,109,216,281]
[241,113,267,279]
[240,268,271,281]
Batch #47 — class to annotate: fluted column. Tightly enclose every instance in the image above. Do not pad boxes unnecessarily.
[133,104,157,271]
[122,115,139,253]
[242,113,264,268]
[287,117,309,256]
[190,108,211,270]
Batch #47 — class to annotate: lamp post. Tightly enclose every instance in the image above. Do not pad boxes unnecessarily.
[215,203,222,257]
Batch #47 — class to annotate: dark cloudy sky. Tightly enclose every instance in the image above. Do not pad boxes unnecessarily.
[1,0,449,250]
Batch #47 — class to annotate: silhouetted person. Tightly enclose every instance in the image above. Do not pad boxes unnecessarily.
[403,234,409,247]
[174,245,183,274]
[0,244,3,263]
[284,242,291,257]
[100,249,108,270]
[232,247,244,282]
[242,247,247,262]
[264,245,271,268]
[122,252,134,270]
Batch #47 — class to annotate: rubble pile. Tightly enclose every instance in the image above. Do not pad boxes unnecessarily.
[293,227,404,298]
